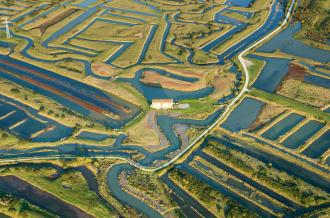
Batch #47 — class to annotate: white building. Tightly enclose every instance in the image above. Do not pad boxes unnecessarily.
[151,99,174,110]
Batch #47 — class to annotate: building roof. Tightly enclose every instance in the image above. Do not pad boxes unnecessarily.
[152,99,174,104]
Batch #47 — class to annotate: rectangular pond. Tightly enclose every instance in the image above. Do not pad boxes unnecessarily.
[221,97,265,132]
[302,130,330,159]
[304,74,330,89]
[281,120,325,149]
[261,113,305,141]
[250,55,291,93]
[0,95,72,142]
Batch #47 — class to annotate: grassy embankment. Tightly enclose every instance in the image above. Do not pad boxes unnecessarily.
[125,169,177,214]
[0,165,116,217]
[204,139,330,207]
[294,0,330,50]
[0,78,100,129]
[168,168,258,217]
[249,89,330,122]
[0,193,57,218]
[190,156,287,216]
[212,0,272,55]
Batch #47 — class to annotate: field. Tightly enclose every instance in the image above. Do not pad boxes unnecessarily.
[0,0,329,217]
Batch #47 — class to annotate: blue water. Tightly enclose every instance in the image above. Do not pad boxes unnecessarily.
[299,62,330,79]
[19,2,68,28]
[197,151,301,210]
[107,164,162,218]
[257,22,330,63]
[11,4,48,23]
[77,131,110,141]
[178,163,274,217]
[41,5,99,56]
[0,94,72,142]
[0,109,223,167]
[205,136,330,192]
[103,6,159,17]
[202,7,247,53]
[221,97,265,132]
[133,0,160,13]
[225,0,255,7]
[281,120,325,149]
[137,24,158,64]
[304,74,330,89]
[220,1,285,61]
[302,130,330,159]
[102,11,147,23]
[119,68,213,102]
[11,118,47,139]
[262,113,305,141]
[159,15,182,64]
[160,173,215,218]
[156,109,223,149]
[0,110,26,127]
[251,54,291,92]
[0,55,140,129]
[74,0,98,8]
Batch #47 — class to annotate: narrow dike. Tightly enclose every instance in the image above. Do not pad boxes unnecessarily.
[179,163,276,218]
[107,164,163,218]
[160,172,216,218]
[0,175,93,218]
[197,151,302,210]
[0,163,121,217]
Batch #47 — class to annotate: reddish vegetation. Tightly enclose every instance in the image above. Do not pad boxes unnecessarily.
[1,59,130,117]
[36,8,79,34]
[0,59,55,81]
[286,63,306,80]
[0,66,106,114]
[276,63,306,91]
[95,95,130,113]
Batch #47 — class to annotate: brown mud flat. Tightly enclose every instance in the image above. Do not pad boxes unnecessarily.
[140,71,205,91]
[35,8,80,34]
[210,74,236,99]
[158,66,203,78]
[91,62,120,77]
[0,175,93,218]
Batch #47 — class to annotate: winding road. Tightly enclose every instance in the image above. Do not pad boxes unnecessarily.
[0,0,297,172]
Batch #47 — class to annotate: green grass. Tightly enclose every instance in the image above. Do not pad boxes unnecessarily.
[0,129,21,147]
[249,89,330,122]
[168,168,257,217]
[294,0,330,44]
[1,166,115,217]
[246,56,266,84]
[204,139,330,206]
[173,98,218,119]
[0,193,57,218]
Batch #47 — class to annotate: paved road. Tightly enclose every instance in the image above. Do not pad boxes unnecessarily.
[0,0,297,172]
